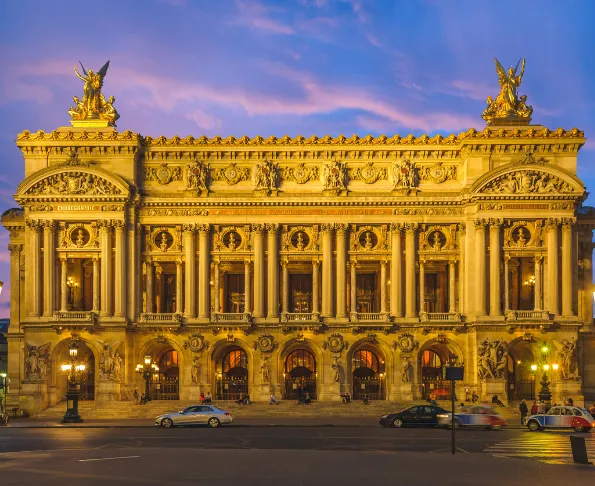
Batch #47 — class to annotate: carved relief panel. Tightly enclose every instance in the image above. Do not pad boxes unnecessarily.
[350,225,387,251]
[419,224,458,252]
[504,220,543,248]
[59,222,99,249]
[213,225,250,252]
[146,226,182,252]
[282,225,319,252]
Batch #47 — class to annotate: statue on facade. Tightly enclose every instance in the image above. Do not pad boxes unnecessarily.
[185,159,209,195]
[191,355,200,384]
[24,342,51,381]
[254,160,278,194]
[554,338,580,380]
[401,357,412,383]
[391,159,417,193]
[98,341,122,381]
[70,61,119,126]
[477,338,507,380]
[331,356,340,383]
[322,160,347,193]
[260,355,270,383]
[482,58,532,124]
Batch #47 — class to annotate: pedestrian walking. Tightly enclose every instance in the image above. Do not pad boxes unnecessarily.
[519,399,529,425]
[133,389,139,405]
[530,400,538,415]
[537,400,546,414]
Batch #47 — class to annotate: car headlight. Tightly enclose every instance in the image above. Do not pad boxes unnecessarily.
[381,415,388,419]
[437,414,448,418]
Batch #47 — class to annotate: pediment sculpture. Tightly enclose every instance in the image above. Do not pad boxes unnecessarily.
[479,170,573,194]
[25,171,121,196]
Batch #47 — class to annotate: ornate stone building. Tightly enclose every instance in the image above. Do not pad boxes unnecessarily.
[2,60,594,412]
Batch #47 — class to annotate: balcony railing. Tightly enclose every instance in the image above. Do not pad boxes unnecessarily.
[52,311,98,323]
[212,312,252,323]
[138,313,182,323]
[281,312,321,322]
[350,312,391,322]
[419,312,461,322]
[505,310,551,321]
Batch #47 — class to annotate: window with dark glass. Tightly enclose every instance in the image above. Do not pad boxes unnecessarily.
[290,274,312,312]
[356,274,376,312]
[225,274,245,313]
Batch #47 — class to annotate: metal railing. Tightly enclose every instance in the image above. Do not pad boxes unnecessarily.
[212,313,251,322]
[53,311,98,322]
[505,310,550,320]
[420,312,461,322]
[350,312,390,322]
[281,312,320,322]
[139,313,182,323]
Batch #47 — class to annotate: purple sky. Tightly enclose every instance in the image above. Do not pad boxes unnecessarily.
[0,0,593,316]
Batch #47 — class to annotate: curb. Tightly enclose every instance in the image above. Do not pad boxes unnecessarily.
[2,423,528,429]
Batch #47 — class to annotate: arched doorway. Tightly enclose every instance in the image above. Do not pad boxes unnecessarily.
[352,348,384,400]
[55,341,95,401]
[420,344,454,400]
[506,341,536,401]
[284,349,317,400]
[216,347,248,400]
[150,349,180,400]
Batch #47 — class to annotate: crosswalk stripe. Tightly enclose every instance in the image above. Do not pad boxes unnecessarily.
[483,434,595,463]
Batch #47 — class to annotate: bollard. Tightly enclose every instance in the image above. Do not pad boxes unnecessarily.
[570,435,591,465]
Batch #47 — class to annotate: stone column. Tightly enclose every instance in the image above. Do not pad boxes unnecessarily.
[146,260,154,313]
[26,220,42,317]
[42,220,56,317]
[321,224,334,317]
[281,260,289,314]
[198,224,210,319]
[176,260,183,313]
[503,256,510,313]
[92,256,99,312]
[458,226,466,315]
[561,218,574,316]
[405,224,417,318]
[312,260,320,314]
[99,220,113,317]
[114,221,126,318]
[244,259,252,314]
[489,220,502,317]
[60,257,68,312]
[183,224,197,318]
[8,244,23,328]
[252,224,265,317]
[127,221,138,322]
[213,260,220,314]
[390,224,403,318]
[335,224,348,318]
[350,261,357,315]
[534,256,542,311]
[475,220,487,316]
[546,219,560,316]
[419,260,425,314]
[449,261,456,313]
[380,261,387,314]
[267,224,279,319]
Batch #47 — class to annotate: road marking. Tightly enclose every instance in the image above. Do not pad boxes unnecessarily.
[78,455,140,462]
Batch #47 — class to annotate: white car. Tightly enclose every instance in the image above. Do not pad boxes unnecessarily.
[155,405,233,428]
[525,405,594,432]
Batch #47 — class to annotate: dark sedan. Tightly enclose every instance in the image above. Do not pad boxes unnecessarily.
[378,405,448,428]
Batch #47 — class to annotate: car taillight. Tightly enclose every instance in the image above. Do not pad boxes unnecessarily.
[225,412,231,416]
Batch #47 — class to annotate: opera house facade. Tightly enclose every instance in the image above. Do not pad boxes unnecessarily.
[2,60,594,413]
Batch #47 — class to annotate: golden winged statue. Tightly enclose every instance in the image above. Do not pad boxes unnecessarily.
[68,60,120,127]
[482,58,532,125]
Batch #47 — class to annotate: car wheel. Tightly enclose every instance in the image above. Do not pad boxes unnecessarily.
[208,417,220,428]
[527,420,541,432]
[392,418,403,428]
[161,418,174,428]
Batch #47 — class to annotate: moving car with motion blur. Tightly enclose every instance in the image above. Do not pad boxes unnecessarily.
[437,404,507,430]
[379,405,448,428]
[525,405,594,432]
[155,405,233,428]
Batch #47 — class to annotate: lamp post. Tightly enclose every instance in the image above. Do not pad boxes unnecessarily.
[135,355,158,402]
[61,342,86,423]
[66,276,78,310]
[531,344,558,406]
[0,372,7,414]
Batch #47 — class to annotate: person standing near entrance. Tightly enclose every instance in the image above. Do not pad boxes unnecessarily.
[519,399,529,425]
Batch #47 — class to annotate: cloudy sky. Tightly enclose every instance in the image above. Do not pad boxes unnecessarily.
[0,0,593,316]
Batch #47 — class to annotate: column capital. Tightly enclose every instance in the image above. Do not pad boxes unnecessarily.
[545,217,561,229]
[41,219,57,231]
[404,223,418,235]
[59,256,68,264]
[8,244,23,255]
[312,259,321,268]
[475,218,489,229]
[265,223,279,233]
[182,223,198,234]
[390,223,403,234]
[25,219,43,230]
[97,219,114,229]
[320,223,334,234]
[197,224,210,234]
[534,255,544,263]
[488,218,503,228]
[334,223,348,234]
[112,219,126,231]
[176,260,183,268]
[280,259,289,268]
[380,260,388,268]
[561,217,576,230]
[251,223,266,234]
[244,258,253,267]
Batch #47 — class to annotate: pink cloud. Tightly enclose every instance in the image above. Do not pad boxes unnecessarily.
[233,0,295,35]
[184,109,223,130]
[366,33,382,48]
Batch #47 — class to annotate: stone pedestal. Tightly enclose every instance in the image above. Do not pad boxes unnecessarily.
[481,379,507,405]
[554,381,584,408]
[95,380,121,404]
[319,382,340,401]
[400,383,414,402]
[259,384,271,402]
[20,381,48,414]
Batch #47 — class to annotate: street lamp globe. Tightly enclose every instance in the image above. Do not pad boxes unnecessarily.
[530,364,538,372]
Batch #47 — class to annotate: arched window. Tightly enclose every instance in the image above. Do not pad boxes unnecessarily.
[159,350,179,370]
[222,348,248,378]
[285,349,316,373]
[352,349,380,373]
